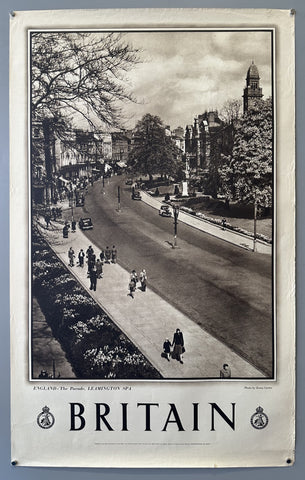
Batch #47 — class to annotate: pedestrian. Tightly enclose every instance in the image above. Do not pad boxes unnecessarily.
[68,247,75,267]
[63,224,69,238]
[172,328,184,364]
[128,277,136,299]
[221,218,226,230]
[220,363,231,378]
[100,250,105,263]
[87,254,95,275]
[139,269,147,291]
[51,207,57,221]
[45,212,51,228]
[89,267,97,291]
[105,246,111,263]
[96,259,103,279]
[71,219,76,232]
[163,338,172,361]
[111,245,117,264]
[78,249,85,267]
[86,245,94,259]
[130,269,138,284]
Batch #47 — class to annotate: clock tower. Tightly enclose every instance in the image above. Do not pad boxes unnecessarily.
[243,61,263,113]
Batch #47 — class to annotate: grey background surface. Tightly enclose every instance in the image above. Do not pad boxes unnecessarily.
[1,0,303,478]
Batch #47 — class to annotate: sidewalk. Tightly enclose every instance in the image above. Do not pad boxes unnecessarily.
[141,192,272,255]
[39,221,265,379]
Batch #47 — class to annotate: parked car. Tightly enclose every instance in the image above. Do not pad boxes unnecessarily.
[159,204,172,217]
[79,217,93,230]
[132,191,142,200]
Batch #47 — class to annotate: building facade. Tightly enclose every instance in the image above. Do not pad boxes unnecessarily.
[111,131,132,166]
[243,61,263,113]
[185,111,233,173]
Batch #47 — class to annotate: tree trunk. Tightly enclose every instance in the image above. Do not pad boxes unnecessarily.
[42,118,52,204]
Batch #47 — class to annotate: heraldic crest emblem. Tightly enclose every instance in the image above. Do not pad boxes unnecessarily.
[37,405,55,429]
[250,406,269,430]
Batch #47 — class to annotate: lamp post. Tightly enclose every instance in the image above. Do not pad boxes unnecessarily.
[253,193,257,252]
[101,174,105,194]
[68,190,75,221]
[118,185,121,212]
[173,204,180,248]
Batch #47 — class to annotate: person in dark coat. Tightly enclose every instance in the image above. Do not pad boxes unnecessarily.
[163,338,171,361]
[130,270,138,284]
[96,259,103,278]
[63,224,69,238]
[128,277,136,299]
[100,250,105,263]
[87,254,95,275]
[220,364,231,378]
[89,268,97,291]
[105,246,111,263]
[86,246,94,274]
[172,328,184,364]
[45,212,51,228]
[78,249,85,267]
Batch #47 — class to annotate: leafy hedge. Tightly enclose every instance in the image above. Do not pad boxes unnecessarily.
[32,228,161,379]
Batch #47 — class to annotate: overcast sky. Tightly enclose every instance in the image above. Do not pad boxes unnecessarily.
[119,30,272,130]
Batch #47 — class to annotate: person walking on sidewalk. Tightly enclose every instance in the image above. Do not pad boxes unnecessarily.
[45,212,51,229]
[89,267,97,292]
[86,246,94,274]
[87,253,96,276]
[68,247,75,267]
[78,249,85,267]
[111,245,117,264]
[139,269,147,291]
[63,224,69,238]
[96,259,103,279]
[100,249,105,263]
[172,328,184,364]
[128,277,136,299]
[105,246,111,264]
[163,338,171,361]
[220,363,231,378]
[130,270,138,284]
[86,245,94,260]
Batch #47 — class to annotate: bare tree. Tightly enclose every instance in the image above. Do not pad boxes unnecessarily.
[31,32,139,202]
[219,98,242,126]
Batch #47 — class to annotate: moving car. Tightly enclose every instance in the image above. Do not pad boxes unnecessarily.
[132,191,142,200]
[79,217,93,230]
[159,204,172,217]
[125,178,133,185]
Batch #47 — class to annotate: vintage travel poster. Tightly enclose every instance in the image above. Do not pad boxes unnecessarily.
[10,8,295,468]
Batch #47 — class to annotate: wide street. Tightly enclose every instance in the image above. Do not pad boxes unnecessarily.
[72,175,273,377]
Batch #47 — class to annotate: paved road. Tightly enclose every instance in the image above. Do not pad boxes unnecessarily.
[71,176,273,376]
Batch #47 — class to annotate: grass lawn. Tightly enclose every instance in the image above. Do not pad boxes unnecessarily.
[145,182,272,240]
[184,198,272,239]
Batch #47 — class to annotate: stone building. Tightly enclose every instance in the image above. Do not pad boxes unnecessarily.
[111,130,132,166]
[185,111,233,173]
[55,130,104,181]
[243,61,263,113]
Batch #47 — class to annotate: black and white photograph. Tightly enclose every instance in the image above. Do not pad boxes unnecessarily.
[30,28,274,381]
[9,7,296,469]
